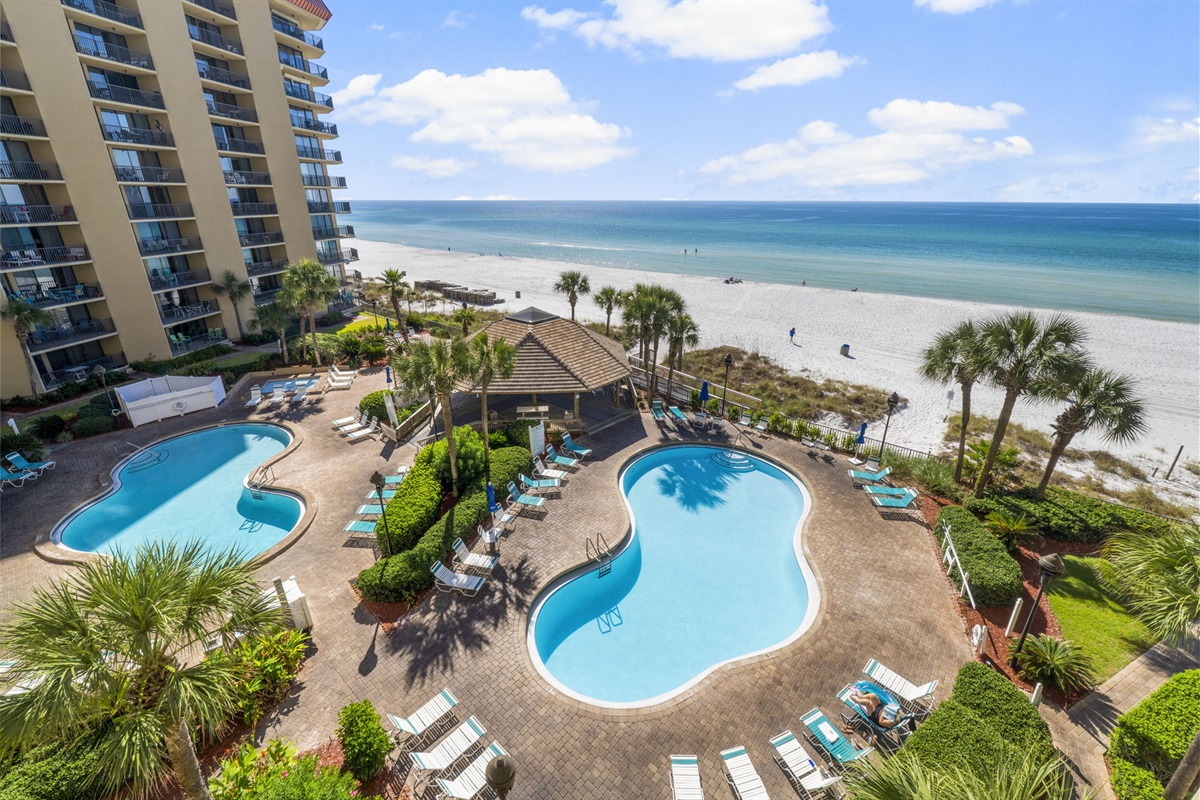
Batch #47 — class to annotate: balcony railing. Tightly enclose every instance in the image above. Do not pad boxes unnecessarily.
[230,202,277,217]
[1,115,48,138]
[27,317,117,352]
[302,174,347,188]
[189,27,242,56]
[60,0,142,29]
[137,235,203,256]
[185,0,235,20]
[278,51,327,80]
[245,258,287,277]
[102,123,174,147]
[296,144,341,162]
[207,99,257,122]
[0,68,31,92]
[283,83,333,108]
[1,161,63,181]
[114,164,185,183]
[8,283,104,309]
[73,34,154,70]
[307,201,352,214]
[318,247,357,265]
[170,332,225,356]
[40,352,128,391]
[1,245,91,270]
[253,287,284,305]
[223,169,271,186]
[87,81,165,110]
[159,298,219,323]
[312,224,354,240]
[127,203,194,220]
[1,20,13,43]
[344,247,359,262]
[214,136,263,155]
[238,231,283,247]
[290,116,336,135]
[197,63,249,90]
[272,18,322,50]
[148,268,210,291]
[1,205,77,225]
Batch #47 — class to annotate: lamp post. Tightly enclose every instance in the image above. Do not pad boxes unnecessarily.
[877,391,900,461]
[1009,552,1066,670]
[721,352,733,418]
[485,754,516,799]
[92,364,114,414]
[370,300,379,327]
[369,471,392,558]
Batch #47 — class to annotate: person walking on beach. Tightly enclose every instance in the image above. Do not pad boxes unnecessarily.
[789,327,796,342]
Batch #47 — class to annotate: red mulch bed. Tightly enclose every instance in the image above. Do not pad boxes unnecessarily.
[355,585,433,633]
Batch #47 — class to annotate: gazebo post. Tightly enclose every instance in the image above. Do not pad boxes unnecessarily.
[573,393,580,422]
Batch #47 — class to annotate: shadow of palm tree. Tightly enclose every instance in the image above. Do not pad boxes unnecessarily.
[654,453,735,512]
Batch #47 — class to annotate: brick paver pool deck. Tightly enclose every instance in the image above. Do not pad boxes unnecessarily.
[1,369,975,798]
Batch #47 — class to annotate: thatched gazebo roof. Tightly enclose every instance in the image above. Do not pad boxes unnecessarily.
[458,307,630,395]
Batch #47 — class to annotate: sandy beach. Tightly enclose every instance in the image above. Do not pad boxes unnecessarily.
[352,238,1200,475]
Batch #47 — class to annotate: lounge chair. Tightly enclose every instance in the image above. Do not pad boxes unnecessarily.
[870,490,919,509]
[534,456,567,481]
[411,716,486,785]
[754,416,770,435]
[519,472,560,496]
[0,467,37,489]
[838,683,913,747]
[846,466,892,483]
[365,488,397,499]
[668,405,690,426]
[561,431,593,457]
[244,386,263,408]
[545,444,579,469]
[430,562,486,596]
[862,485,916,495]
[862,658,937,715]
[693,411,711,430]
[477,522,503,550]
[268,389,287,405]
[770,730,842,799]
[452,538,498,574]
[5,452,54,473]
[720,746,770,800]
[388,687,458,746]
[384,468,409,484]
[325,376,353,391]
[739,411,753,427]
[507,481,546,513]
[344,519,378,535]
[289,387,308,405]
[435,741,507,799]
[337,413,370,433]
[800,708,873,773]
[669,754,704,800]
[331,411,364,429]
[330,365,357,378]
[345,417,378,441]
[651,398,667,423]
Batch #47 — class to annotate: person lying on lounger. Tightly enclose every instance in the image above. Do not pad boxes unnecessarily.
[849,690,912,732]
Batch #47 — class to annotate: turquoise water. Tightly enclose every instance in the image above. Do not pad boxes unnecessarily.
[57,424,301,559]
[351,201,1200,323]
[530,445,814,705]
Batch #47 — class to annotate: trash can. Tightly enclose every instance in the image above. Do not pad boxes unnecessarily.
[515,290,521,299]
[840,344,850,357]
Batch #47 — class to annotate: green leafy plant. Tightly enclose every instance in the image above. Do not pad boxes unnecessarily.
[488,431,508,449]
[430,425,486,492]
[984,510,1042,552]
[1012,634,1097,693]
[967,486,1177,543]
[357,390,389,422]
[209,739,296,800]
[689,388,701,410]
[965,439,1021,488]
[1109,757,1167,800]
[221,629,310,726]
[950,662,1054,761]
[0,726,109,800]
[0,430,47,461]
[502,419,537,449]
[936,506,1024,607]
[336,700,392,781]
[71,415,116,437]
[1108,670,1200,789]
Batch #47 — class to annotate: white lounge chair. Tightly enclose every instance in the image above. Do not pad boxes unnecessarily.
[430,562,485,596]
[331,365,357,379]
[332,410,364,429]
[452,538,498,574]
[477,523,503,550]
[770,730,842,799]
[721,746,771,800]
[863,658,938,714]
[534,456,567,481]
[739,411,753,427]
[435,742,507,799]
[345,417,378,441]
[754,416,770,435]
[268,389,287,405]
[670,754,704,800]
[289,387,308,405]
[411,716,486,786]
[244,386,262,408]
[387,687,458,746]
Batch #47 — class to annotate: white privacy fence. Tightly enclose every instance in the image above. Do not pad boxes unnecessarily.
[937,520,976,609]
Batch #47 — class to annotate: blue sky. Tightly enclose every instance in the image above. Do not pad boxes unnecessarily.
[318,0,1199,202]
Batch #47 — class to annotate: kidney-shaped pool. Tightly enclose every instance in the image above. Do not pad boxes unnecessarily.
[528,444,818,707]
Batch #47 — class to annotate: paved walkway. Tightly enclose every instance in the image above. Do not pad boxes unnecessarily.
[1041,643,1200,800]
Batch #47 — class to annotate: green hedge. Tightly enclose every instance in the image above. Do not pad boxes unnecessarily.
[373,454,442,555]
[936,506,1024,608]
[0,729,108,800]
[966,487,1176,543]
[902,699,1014,779]
[502,419,538,449]
[1110,758,1166,800]
[358,390,388,422]
[430,426,486,491]
[1109,670,1200,791]
[950,662,1054,761]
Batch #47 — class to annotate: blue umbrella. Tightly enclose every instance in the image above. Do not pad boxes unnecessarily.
[856,422,868,444]
[699,381,710,404]
[486,482,499,513]
[385,317,392,332]
[385,365,392,386]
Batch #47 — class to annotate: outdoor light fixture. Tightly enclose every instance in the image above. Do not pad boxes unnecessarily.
[878,391,900,461]
[1008,552,1066,669]
[485,754,516,799]
[369,471,392,558]
[721,353,733,417]
[92,364,115,414]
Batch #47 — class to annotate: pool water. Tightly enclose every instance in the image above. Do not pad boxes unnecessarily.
[529,445,816,706]
[56,424,301,559]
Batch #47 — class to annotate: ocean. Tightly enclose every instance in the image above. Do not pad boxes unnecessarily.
[349,201,1200,323]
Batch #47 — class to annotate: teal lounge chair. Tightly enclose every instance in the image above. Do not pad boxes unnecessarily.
[545,444,580,469]
[651,398,667,423]
[519,472,560,495]
[870,490,919,509]
[365,488,398,499]
[384,469,409,485]
[561,432,593,458]
[846,466,892,483]
[667,406,690,426]
[345,520,377,534]
[800,708,873,773]
[0,467,37,489]
[6,452,54,473]
[837,684,913,748]
[507,481,546,512]
[862,485,915,496]
[357,503,386,515]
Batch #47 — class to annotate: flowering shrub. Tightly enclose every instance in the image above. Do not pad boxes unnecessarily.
[209,739,371,800]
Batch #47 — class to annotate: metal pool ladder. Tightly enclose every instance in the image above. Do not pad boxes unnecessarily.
[586,533,613,578]
[247,465,276,499]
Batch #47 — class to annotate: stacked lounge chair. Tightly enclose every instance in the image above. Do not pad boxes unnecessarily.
[721,746,771,800]
[410,716,485,788]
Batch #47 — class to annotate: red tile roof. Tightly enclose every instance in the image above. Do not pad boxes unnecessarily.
[283,0,331,22]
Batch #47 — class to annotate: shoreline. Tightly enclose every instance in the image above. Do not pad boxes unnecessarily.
[350,238,1200,472]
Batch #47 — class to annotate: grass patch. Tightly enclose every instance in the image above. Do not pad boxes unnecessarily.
[945,413,1055,457]
[1089,450,1148,481]
[211,349,275,368]
[19,398,93,429]
[1108,486,1196,521]
[1046,555,1157,682]
[1184,461,1200,478]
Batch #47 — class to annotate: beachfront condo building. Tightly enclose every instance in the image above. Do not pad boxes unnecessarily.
[0,0,356,397]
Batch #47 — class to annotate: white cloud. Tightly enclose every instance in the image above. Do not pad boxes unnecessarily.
[443,11,473,28]
[1134,117,1200,148]
[523,0,831,61]
[368,22,385,31]
[700,99,1032,188]
[331,74,382,106]
[914,0,998,14]
[734,51,862,91]
[389,155,476,177]
[335,68,633,172]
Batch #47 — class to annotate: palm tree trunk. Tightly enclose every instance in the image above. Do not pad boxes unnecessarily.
[165,720,214,800]
[1036,430,1075,499]
[480,383,491,467]
[231,303,244,341]
[19,335,40,399]
[649,337,662,395]
[277,326,289,364]
[955,381,973,483]
[569,292,577,321]
[298,314,309,362]
[442,395,459,496]
[1165,731,1200,800]
[665,361,676,406]
[392,296,408,342]
[974,389,1018,497]
[309,310,321,366]
[604,310,611,336]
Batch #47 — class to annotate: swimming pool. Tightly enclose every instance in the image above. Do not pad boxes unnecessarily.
[54,423,302,559]
[262,377,318,394]
[528,445,817,707]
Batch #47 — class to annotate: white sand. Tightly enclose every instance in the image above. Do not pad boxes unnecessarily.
[353,238,1200,473]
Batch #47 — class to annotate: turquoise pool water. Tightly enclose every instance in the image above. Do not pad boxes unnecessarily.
[56,424,301,559]
[529,445,816,706]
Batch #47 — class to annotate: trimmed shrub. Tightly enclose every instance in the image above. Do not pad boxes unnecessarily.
[487,431,508,450]
[28,414,67,441]
[374,455,442,556]
[950,661,1054,761]
[1110,757,1166,800]
[489,446,533,489]
[430,426,486,491]
[0,727,108,800]
[502,419,537,449]
[357,390,388,422]
[0,431,46,461]
[967,487,1176,543]
[902,699,1014,779]
[1109,669,1200,785]
[1012,634,1097,693]
[336,699,391,781]
[936,506,1023,607]
[72,415,116,437]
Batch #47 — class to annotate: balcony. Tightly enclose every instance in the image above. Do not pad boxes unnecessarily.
[184,0,235,20]
[1,205,77,225]
[244,258,287,277]
[0,68,31,92]
[1,245,91,271]
[223,169,271,186]
[214,136,263,155]
[197,63,249,90]
[0,21,13,43]
[283,83,333,108]
[148,268,210,291]
[102,123,174,148]
[41,352,128,391]
[8,282,104,309]
[27,317,117,353]
[137,235,203,256]
[207,99,257,123]
[253,287,284,305]
[307,201,352,214]
[114,164,185,183]
[238,231,283,247]
[87,81,165,110]
[189,27,243,56]
[296,144,341,162]
[312,224,354,240]
[170,332,225,356]
[317,247,356,265]
[230,202,277,217]
[290,116,337,135]
[302,174,347,189]
[60,0,142,30]
[73,34,154,70]
[0,114,48,139]
[344,247,359,262]
[159,298,219,324]
[272,18,322,50]
[278,51,328,81]
[1,161,64,181]
[127,203,194,220]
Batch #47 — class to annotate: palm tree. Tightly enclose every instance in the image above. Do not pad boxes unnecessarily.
[468,333,517,470]
[844,749,1077,800]
[593,286,622,336]
[248,298,293,365]
[984,510,1041,553]
[373,269,409,342]
[553,270,591,321]
[663,311,699,405]
[452,305,476,337]
[1035,367,1146,497]
[972,312,1088,497]
[210,270,251,341]
[920,320,986,483]
[394,337,472,495]
[644,287,683,396]
[282,259,338,366]
[1,299,53,399]
[0,542,285,800]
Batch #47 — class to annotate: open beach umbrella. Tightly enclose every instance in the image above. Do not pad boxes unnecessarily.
[856,422,868,445]
[699,381,710,405]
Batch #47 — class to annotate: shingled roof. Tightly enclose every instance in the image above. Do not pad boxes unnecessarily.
[458,307,631,395]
